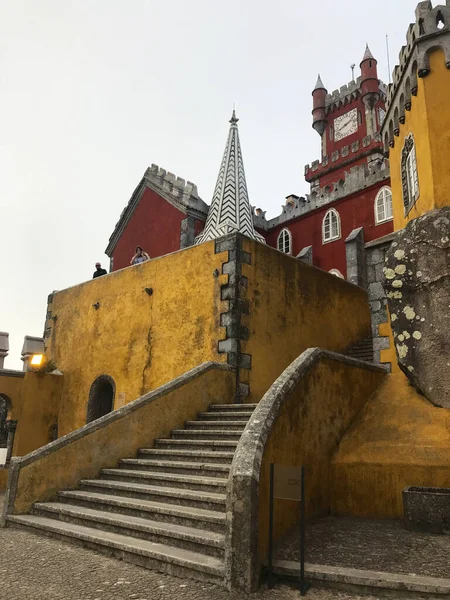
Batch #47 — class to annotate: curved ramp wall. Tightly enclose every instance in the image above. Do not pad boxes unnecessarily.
[225,349,386,592]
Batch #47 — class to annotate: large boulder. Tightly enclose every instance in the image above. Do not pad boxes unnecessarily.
[383,207,450,408]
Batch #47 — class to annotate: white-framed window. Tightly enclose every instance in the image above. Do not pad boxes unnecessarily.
[277,228,292,254]
[329,268,344,278]
[375,186,393,224]
[322,208,341,243]
[401,133,419,215]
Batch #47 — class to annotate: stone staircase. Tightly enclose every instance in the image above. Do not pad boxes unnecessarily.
[7,402,258,584]
[346,336,374,363]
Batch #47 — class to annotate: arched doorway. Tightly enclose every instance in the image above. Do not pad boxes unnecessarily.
[86,376,115,424]
[0,394,11,447]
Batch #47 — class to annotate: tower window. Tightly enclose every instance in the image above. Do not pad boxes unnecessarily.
[375,187,393,224]
[322,208,341,243]
[329,125,334,140]
[277,228,292,254]
[401,134,419,215]
[358,110,363,126]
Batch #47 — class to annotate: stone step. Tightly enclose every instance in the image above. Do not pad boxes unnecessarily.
[198,411,253,421]
[100,468,228,492]
[120,458,231,478]
[57,490,226,532]
[155,439,239,451]
[171,430,243,441]
[137,448,235,464]
[79,479,227,510]
[208,403,258,412]
[184,420,247,430]
[8,514,224,584]
[31,502,225,558]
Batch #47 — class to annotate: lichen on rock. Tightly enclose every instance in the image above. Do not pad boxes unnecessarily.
[383,207,450,408]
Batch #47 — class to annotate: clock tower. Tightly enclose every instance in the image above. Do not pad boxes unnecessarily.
[306,45,387,190]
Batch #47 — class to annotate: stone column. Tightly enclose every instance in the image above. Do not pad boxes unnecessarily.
[5,420,17,465]
[21,336,44,372]
[0,332,9,369]
[296,245,313,265]
[345,227,367,288]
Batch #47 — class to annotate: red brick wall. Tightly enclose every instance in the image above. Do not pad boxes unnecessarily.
[111,187,186,271]
[264,182,393,277]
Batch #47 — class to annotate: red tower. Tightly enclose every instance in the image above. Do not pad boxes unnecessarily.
[360,44,380,110]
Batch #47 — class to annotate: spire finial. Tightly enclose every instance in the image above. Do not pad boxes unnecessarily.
[362,43,374,61]
[230,108,239,124]
[314,74,326,91]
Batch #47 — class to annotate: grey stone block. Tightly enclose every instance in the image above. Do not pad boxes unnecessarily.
[366,248,385,266]
[373,337,390,352]
[403,486,450,534]
[368,282,385,301]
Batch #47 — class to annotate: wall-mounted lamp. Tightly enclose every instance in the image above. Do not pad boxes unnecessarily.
[30,354,44,367]
[145,288,153,296]
[93,302,100,310]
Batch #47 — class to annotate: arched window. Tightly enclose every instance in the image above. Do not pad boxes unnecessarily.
[329,269,344,278]
[277,228,292,254]
[322,209,341,243]
[375,187,393,224]
[401,133,419,214]
[86,375,115,424]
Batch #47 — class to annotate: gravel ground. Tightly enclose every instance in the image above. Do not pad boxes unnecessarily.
[275,515,450,579]
[0,494,384,600]
[0,527,385,600]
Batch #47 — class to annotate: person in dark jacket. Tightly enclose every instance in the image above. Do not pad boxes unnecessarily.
[93,262,107,278]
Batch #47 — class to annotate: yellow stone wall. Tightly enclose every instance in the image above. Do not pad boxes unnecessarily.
[391,49,450,231]
[46,242,227,436]
[332,371,450,518]
[242,239,372,403]
[0,371,63,489]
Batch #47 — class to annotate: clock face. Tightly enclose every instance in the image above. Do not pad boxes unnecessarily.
[334,108,358,141]
[378,108,386,126]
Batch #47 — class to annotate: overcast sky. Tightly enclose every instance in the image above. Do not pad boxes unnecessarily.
[1,0,421,369]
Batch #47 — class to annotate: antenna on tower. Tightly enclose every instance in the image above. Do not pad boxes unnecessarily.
[386,34,392,83]
[350,64,355,81]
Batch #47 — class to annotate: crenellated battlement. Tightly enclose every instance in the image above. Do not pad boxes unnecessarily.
[145,164,202,204]
[304,133,384,181]
[256,160,390,231]
[324,78,387,112]
[382,1,450,150]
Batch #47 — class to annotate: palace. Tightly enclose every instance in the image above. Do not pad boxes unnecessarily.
[1,1,450,593]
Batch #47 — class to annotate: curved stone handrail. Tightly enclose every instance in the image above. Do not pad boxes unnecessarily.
[225,348,387,592]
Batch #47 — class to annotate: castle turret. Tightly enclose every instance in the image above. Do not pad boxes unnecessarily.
[312,74,328,137]
[360,44,380,110]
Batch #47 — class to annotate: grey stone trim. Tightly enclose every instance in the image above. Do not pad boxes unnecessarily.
[0,370,25,379]
[273,560,450,597]
[0,361,232,526]
[215,234,252,402]
[265,162,389,231]
[345,227,367,288]
[296,245,313,264]
[225,348,387,592]
[364,231,398,249]
[106,165,208,256]
[180,215,196,249]
[365,238,395,368]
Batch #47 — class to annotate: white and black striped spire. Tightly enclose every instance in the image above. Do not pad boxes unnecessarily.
[195,111,265,244]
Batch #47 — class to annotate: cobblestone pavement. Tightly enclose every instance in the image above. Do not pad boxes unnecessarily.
[276,515,450,578]
[0,501,380,600]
